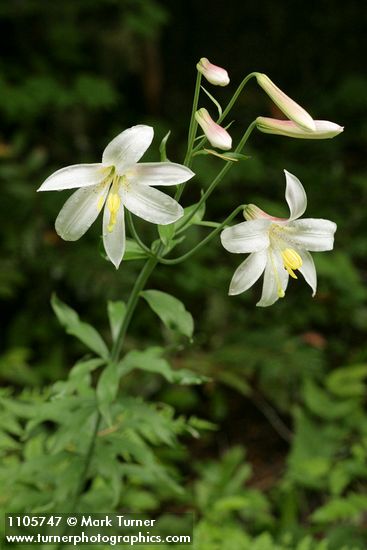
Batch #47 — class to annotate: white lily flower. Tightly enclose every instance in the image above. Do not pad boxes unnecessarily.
[220,170,336,307]
[256,117,344,139]
[38,125,194,268]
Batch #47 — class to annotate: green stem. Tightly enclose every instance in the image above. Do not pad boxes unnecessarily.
[175,71,202,203]
[55,413,102,548]
[176,120,257,234]
[220,72,258,122]
[193,72,257,153]
[159,204,245,265]
[63,255,158,527]
[126,210,153,257]
[71,412,101,510]
[184,70,202,166]
[111,255,159,362]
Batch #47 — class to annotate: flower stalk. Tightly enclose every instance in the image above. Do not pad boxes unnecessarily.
[178,120,257,233]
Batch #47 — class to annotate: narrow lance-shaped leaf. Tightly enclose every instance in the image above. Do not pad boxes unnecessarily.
[51,294,109,359]
[97,362,120,425]
[119,347,208,385]
[158,223,176,246]
[107,300,126,342]
[326,364,367,398]
[159,130,171,161]
[201,85,223,117]
[174,199,206,232]
[124,238,149,261]
[53,357,106,397]
[141,290,194,339]
[202,149,250,162]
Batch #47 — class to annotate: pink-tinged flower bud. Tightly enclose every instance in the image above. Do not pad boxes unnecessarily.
[243,204,284,221]
[256,117,344,139]
[196,57,230,86]
[256,73,316,132]
[195,108,232,150]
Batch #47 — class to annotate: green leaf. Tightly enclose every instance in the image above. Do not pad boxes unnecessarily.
[174,199,206,232]
[158,223,176,246]
[53,357,105,397]
[51,294,109,359]
[141,290,194,339]
[329,459,367,496]
[326,364,367,398]
[97,363,120,425]
[201,85,222,117]
[159,130,171,161]
[170,368,209,385]
[223,152,251,160]
[303,379,357,419]
[119,348,207,385]
[287,409,345,489]
[203,149,250,162]
[311,493,367,523]
[219,371,251,396]
[124,239,148,261]
[69,358,105,380]
[107,300,126,342]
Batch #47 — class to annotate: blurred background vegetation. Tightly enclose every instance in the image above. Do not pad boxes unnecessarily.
[1,0,367,548]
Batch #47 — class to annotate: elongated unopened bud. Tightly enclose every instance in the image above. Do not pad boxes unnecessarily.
[197,57,230,86]
[256,73,316,132]
[256,117,344,139]
[195,108,232,150]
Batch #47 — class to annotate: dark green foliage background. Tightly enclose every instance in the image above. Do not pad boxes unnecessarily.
[1,1,367,548]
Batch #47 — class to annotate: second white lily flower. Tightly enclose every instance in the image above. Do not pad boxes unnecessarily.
[38,125,194,268]
[220,171,337,307]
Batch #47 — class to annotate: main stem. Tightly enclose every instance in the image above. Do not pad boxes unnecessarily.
[110,255,159,362]
[70,137,189,514]
[175,71,202,202]
[67,255,158,520]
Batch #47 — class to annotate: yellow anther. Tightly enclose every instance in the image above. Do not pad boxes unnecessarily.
[281,248,303,279]
[106,177,122,232]
[107,192,121,232]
